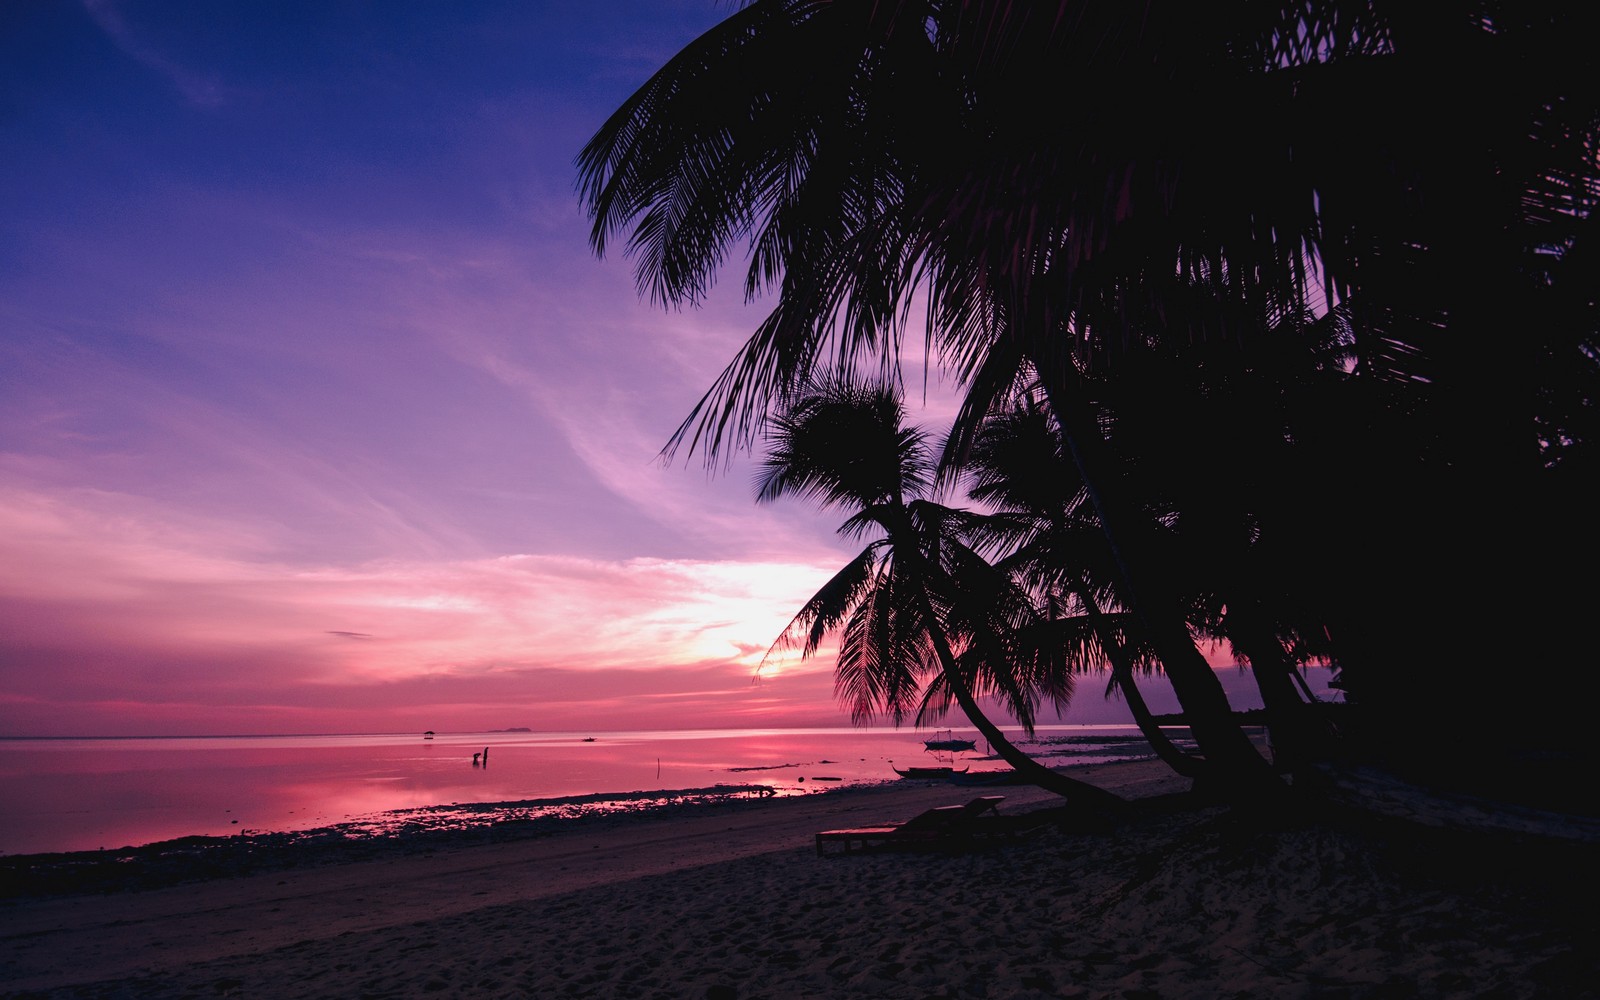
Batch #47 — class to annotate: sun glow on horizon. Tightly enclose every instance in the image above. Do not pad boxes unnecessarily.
[0,482,852,734]
[0,3,1356,742]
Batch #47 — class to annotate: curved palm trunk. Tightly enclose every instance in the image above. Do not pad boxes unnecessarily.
[916,589,1127,812]
[1070,578,1207,779]
[1224,599,1317,774]
[1113,666,1205,776]
[1036,369,1279,797]
[887,503,1126,811]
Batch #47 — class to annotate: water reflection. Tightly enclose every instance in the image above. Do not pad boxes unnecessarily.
[0,725,1181,855]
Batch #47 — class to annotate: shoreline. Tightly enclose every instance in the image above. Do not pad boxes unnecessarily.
[0,741,1205,894]
[2,757,1594,998]
[0,781,811,899]
[0,725,1189,858]
[0,759,1189,898]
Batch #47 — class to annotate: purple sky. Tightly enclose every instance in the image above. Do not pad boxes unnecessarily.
[0,1,1308,737]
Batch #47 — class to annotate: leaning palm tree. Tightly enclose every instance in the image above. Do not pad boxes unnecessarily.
[580,0,1600,781]
[757,375,1124,809]
[959,395,1207,778]
[1083,323,1354,773]
[579,0,1278,791]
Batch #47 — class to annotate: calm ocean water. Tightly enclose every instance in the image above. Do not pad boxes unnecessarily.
[0,726,1182,856]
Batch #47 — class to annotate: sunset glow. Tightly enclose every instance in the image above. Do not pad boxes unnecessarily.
[0,2,1272,737]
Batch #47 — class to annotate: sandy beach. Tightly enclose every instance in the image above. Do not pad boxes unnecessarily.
[2,757,1594,999]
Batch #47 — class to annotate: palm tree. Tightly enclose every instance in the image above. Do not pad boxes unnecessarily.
[580,1,1600,781]
[1087,322,1358,773]
[959,394,1208,778]
[579,0,1279,791]
[756,376,1125,809]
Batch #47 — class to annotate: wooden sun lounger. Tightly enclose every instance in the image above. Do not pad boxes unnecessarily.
[815,796,1009,856]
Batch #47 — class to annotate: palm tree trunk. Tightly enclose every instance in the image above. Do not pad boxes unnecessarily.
[1224,599,1319,774]
[1035,368,1278,797]
[1070,577,1207,779]
[917,589,1127,812]
[891,509,1125,810]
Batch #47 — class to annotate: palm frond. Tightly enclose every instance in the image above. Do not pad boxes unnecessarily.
[761,544,887,665]
[834,565,936,725]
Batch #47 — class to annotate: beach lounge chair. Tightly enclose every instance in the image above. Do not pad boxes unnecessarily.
[815,796,1009,856]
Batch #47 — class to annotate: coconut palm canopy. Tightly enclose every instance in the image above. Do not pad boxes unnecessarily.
[582,0,1600,781]
[755,376,1125,805]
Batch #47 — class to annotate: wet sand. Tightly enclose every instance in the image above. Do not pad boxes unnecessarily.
[1,758,1593,999]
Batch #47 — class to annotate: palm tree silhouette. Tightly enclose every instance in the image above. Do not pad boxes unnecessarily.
[960,392,1207,778]
[757,375,1124,809]
[578,1,1275,788]
[581,1,1600,785]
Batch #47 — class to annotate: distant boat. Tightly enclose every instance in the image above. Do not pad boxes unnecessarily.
[923,730,976,752]
[582,737,596,742]
[894,764,969,779]
[423,731,435,739]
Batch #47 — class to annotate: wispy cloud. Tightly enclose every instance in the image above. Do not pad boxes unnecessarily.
[0,483,841,734]
[81,0,227,108]
[1,1,1079,740]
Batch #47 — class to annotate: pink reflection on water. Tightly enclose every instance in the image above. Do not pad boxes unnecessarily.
[0,726,1160,855]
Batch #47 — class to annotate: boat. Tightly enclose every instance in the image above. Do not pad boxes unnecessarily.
[893,764,970,779]
[923,730,977,752]
[423,731,435,740]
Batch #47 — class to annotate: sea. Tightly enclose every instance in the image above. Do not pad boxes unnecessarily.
[0,725,1187,857]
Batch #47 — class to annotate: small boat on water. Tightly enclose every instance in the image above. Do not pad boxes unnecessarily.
[923,730,977,752]
[894,764,970,779]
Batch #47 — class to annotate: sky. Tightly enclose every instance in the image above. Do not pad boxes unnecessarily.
[0,1,1299,737]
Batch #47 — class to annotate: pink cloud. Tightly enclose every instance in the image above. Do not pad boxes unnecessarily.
[0,484,848,735]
